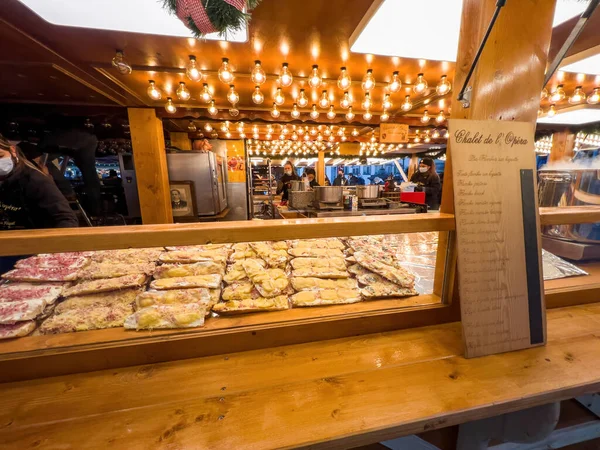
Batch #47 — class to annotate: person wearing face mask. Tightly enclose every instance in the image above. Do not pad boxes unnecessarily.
[333,168,348,186]
[410,157,441,210]
[304,168,320,188]
[276,160,299,204]
[0,133,78,231]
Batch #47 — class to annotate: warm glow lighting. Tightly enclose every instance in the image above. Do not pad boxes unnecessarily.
[165,97,176,114]
[176,82,190,100]
[309,65,322,88]
[297,89,309,108]
[340,92,351,109]
[291,103,301,119]
[218,58,234,84]
[251,60,266,85]
[186,55,202,81]
[388,71,401,93]
[252,86,264,104]
[220,121,229,132]
[279,63,293,87]
[200,83,212,103]
[432,129,440,138]
[346,107,355,121]
[569,86,586,104]
[237,123,245,133]
[310,104,320,120]
[413,73,428,94]
[401,95,413,111]
[421,110,431,123]
[436,75,451,95]
[382,94,392,109]
[362,92,373,110]
[147,80,161,100]
[324,127,332,136]
[338,66,352,90]
[380,110,389,121]
[547,104,557,118]
[436,110,446,123]
[538,106,600,124]
[310,127,318,136]
[541,88,548,100]
[588,88,600,105]
[550,84,565,102]
[327,106,336,119]
[208,100,218,116]
[274,88,285,106]
[362,69,376,91]
[562,54,600,76]
[227,85,239,104]
[204,123,213,132]
[363,110,372,121]
[319,90,330,109]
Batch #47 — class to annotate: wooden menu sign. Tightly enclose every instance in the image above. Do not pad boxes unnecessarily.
[380,124,409,143]
[449,119,546,358]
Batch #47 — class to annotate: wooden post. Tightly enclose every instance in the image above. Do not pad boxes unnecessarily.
[407,154,418,180]
[317,151,326,185]
[127,108,173,224]
[169,132,192,151]
[549,130,575,163]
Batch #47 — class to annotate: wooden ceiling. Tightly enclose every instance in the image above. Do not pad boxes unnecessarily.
[0,0,599,132]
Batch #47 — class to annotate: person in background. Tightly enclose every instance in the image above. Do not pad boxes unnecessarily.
[384,174,397,192]
[324,176,331,186]
[410,157,441,210]
[304,168,320,188]
[333,168,348,186]
[103,169,122,187]
[276,160,298,204]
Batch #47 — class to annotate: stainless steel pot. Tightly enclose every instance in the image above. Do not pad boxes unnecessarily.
[313,186,343,204]
[288,190,314,209]
[290,180,309,192]
[356,185,380,199]
[539,168,600,243]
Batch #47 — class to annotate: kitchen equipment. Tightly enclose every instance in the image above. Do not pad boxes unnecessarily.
[313,186,343,204]
[117,153,141,218]
[356,185,380,199]
[290,180,310,192]
[358,198,387,208]
[167,151,228,216]
[288,190,314,209]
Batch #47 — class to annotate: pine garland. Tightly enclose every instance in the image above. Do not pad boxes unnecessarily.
[162,0,261,39]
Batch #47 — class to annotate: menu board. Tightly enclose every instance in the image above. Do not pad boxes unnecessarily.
[380,124,409,143]
[449,119,546,358]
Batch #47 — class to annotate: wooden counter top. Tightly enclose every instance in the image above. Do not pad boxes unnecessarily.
[2,303,600,449]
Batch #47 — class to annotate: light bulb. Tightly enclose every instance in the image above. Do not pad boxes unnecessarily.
[218,58,234,84]
[279,63,293,87]
[436,110,446,123]
[436,75,452,95]
[200,83,212,103]
[421,110,431,123]
[186,55,202,81]
[304,133,310,141]
[204,123,213,132]
[240,133,246,139]
[188,121,197,132]
[550,84,565,102]
[413,73,428,94]
[164,97,176,114]
[309,65,322,88]
[341,135,347,142]
[317,134,324,142]
[237,122,245,133]
[338,66,352,90]
[176,82,190,101]
[541,88,549,100]
[547,104,557,118]
[225,131,232,139]
[220,121,229,132]
[253,133,259,139]
[363,110,372,121]
[291,103,301,119]
[362,69,375,91]
[443,130,449,139]
[274,88,285,106]
[226,85,239,105]
[388,71,401,93]
[208,100,218,116]
[328,135,335,142]
[297,89,309,108]
[401,95,413,111]
[324,127,332,136]
[266,133,272,140]
[111,50,132,75]
[352,128,359,136]
[414,136,421,143]
[252,86,264,104]
[381,110,389,122]
[340,91,351,109]
[147,80,162,100]
[432,129,440,139]
[251,60,266,85]
[382,94,392,110]
[345,106,355,121]
[319,90,330,109]
[271,103,280,118]
[361,92,372,110]
[310,105,320,120]
[588,88,600,105]
[569,86,586,104]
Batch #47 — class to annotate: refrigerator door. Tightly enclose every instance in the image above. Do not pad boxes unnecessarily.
[118,153,141,218]
[214,154,228,210]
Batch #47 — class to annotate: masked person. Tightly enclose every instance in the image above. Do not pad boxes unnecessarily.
[0,134,78,230]
[304,168,320,188]
[276,161,299,204]
[333,168,348,186]
[410,157,441,210]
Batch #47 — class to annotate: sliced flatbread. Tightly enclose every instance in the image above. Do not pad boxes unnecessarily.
[291,268,350,279]
[291,289,362,307]
[153,261,224,279]
[249,242,289,268]
[242,259,289,298]
[212,295,289,315]
[55,289,140,314]
[165,244,232,252]
[354,251,415,288]
[1,266,80,282]
[0,282,63,305]
[0,299,46,324]
[78,262,155,280]
[63,274,148,298]
[159,250,227,265]
[290,257,347,271]
[135,288,211,309]
[124,304,207,330]
[290,238,345,250]
[0,321,37,340]
[149,274,222,290]
[39,303,134,334]
[91,248,164,264]
[288,247,345,258]
[16,254,90,270]
[290,277,358,291]
[221,281,255,301]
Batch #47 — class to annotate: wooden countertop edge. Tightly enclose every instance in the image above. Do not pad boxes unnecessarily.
[540,206,600,225]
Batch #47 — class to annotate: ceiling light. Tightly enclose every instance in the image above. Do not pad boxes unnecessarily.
[327,106,336,119]
[401,95,413,111]
[588,88,600,105]
[111,50,131,75]
[188,121,197,132]
[310,127,318,136]
[204,123,213,132]
[186,56,202,82]
[279,63,293,87]
[550,84,565,102]
[176,82,190,101]
[250,60,266,85]
[436,75,452,95]
[363,110,372,121]
[218,58,234,84]
[569,86,586,104]
[310,104,320,120]
[538,105,600,124]
[252,86,264,104]
[346,106,355,121]
[319,90,330,109]
[324,127,332,136]
[414,136,421,143]
[432,129,440,138]
[253,133,259,139]
[362,92,373,110]
[362,69,376,91]
[164,97,176,114]
[208,100,218,116]
[338,67,352,90]
[297,89,309,108]
[413,73,428,94]
[340,92,351,109]
[421,110,431,123]
[237,123,245,133]
[382,94,392,109]
[541,88,549,100]
[388,71,402,93]
[436,110,446,123]
[274,88,285,106]
[317,134,324,142]
[200,83,212,103]
[291,103,301,119]
[309,65,322,88]
[352,129,359,137]
[547,104,557,118]
[381,110,389,121]
[147,80,161,100]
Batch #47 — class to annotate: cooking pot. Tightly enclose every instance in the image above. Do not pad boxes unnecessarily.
[288,190,314,209]
[313,186,343,204]
[356,185,380,199]
[539,168,600,243]
[290,180,310,192]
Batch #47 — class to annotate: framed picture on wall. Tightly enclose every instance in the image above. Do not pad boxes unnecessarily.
[169,181,197,217]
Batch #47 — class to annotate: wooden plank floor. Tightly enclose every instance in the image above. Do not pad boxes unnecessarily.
[2,304,600,449]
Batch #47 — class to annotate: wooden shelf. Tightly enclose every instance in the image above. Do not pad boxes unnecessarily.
[0,213,455,257]
[545,260,600,309]
[540,206,600,226]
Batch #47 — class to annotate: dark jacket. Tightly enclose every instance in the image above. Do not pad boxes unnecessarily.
[333,175,348,186]
[277,173,299,201]
[410,171,441,210]
[309,179,320,188]
[0,163,79,230]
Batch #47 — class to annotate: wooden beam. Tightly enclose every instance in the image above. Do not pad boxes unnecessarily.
[540,206,600,225]
[127,108,173,224]
[549,130,575,163]
[169,132,192,151]
[317,151,326,185]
